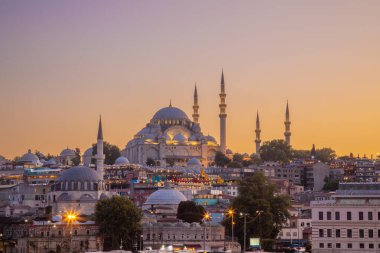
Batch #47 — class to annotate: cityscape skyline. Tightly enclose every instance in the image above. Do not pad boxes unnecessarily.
[1,1,380,158]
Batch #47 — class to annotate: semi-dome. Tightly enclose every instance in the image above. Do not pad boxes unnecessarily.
[152,106,189,121]
[205,135,217,143]
[115,156,130,165]
[187,158,202,167]
[145,188,187,205]
[188,135,198,141]
[19,150,40,165]
[173,133,187,142]
[60,148,76,157]
[83,147,93,157]
[57,166,102,182]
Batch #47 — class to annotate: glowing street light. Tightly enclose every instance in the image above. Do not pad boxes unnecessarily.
[227,209,235,242]
[203,212,211,253]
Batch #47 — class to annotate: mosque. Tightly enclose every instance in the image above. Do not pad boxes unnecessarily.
[121,71,292,167]
[121,71,229,167]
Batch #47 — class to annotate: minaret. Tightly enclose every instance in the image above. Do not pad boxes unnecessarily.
[192,84,199,123]
[219,70,227,153]
[96,116,105,179]
[284,101,291,146]
[255,111,261,154]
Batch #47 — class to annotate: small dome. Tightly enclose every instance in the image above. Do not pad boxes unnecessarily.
[57,166,102,182]
[152,106,190,121]
[145,188,187,205]
[187,158,202,167]
[115,156,130,165]
[19,150,40,165]
[83,147,93,157]
[44,158,57,166]
[188,135,198,141]
[205,135,217,143]
[173,133,187,142]
[60,148,76,157]
[137,127,150,135]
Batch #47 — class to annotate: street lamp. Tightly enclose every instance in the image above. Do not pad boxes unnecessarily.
[227,209,234,242]
[140,234,144,251]
[239,213,248,253]
[203,212,211,253]
[64,211,77,252]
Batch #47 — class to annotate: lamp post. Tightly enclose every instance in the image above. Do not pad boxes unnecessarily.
[140,234,144,251]
[64,211,77,252]
[203,212,211,253]
[227,209,234,242]
[239,213,248,253]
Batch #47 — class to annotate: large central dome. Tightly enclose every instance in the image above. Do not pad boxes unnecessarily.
[152,106,190,121]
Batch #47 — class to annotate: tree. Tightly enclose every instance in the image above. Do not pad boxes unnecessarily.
[291,149,310,160]
[177,201,206,223]
[259,139,292,163]
[71,148,81,166]
[322,176,339,191]
[225,173,291,251]
[214,151,231,167]
[232,153,244,164]
[92,142,121,165]
[227,161,242,168]
[315,148,336,163]
[146,157,156,167]
[95,196,142,250]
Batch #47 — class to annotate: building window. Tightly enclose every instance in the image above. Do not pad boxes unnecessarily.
[319,229,324,237]
[41,232,44,237]
[378,212,380,220]
[319,212,323,220]
[327,212,332,220]
[335,212,340,220]
[369,244,374,249]
[327,229,332,237]
[359,229,364,238]
[348,243,352,248]
[336,243,341,249]
[359,211,364,220]
[360,243,364,249]
[369,229,373,238]
[378,229,380,238]
[347,229,352,238]
[327,243,332,248]
[319,243,324,248]
[347,211,352,220]
[368,212,373,220]
[336,229,340,238]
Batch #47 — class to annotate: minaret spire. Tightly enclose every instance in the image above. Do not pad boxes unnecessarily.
[219,69,227,153]
[192,83,200,124]
[97,115,103,140]
[284,100,291,146]
[255,111,261,155]
[96,116,105,179]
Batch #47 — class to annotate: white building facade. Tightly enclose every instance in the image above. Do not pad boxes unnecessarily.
[311,182,380,253]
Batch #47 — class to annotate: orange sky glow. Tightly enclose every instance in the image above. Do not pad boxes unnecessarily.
[0,1,380,159]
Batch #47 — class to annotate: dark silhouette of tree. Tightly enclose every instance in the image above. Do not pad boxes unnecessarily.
[224,173,291,251]
[259,139,292,163]
[315,148,336,163]
[177,201,206,223]
[95,196,141,250]
[92,142,121,165]
[322,176,339,191]
[214,151,231,167]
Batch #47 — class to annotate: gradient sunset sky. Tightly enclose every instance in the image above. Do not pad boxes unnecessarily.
[1,1,380,159]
